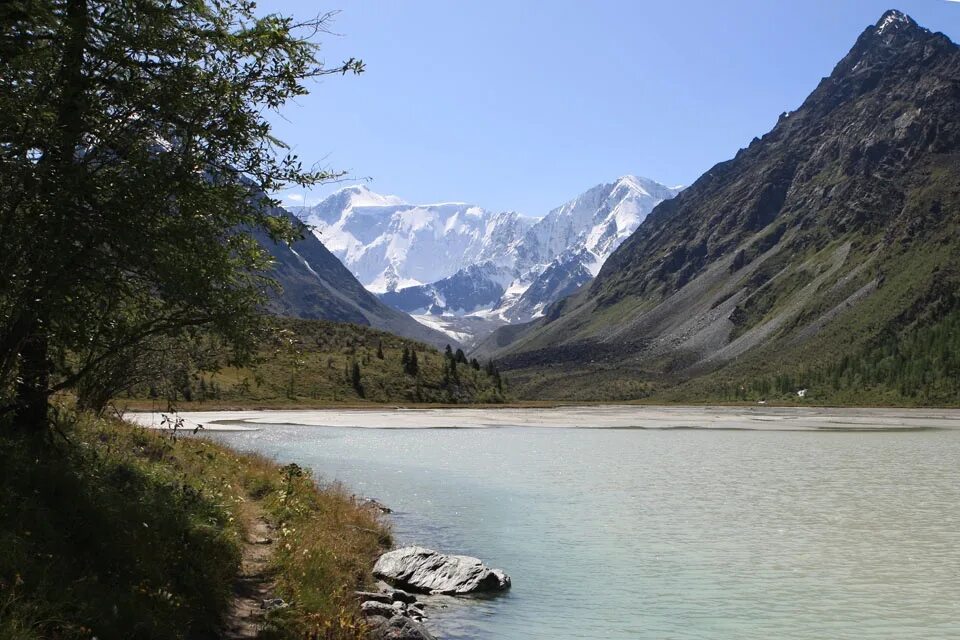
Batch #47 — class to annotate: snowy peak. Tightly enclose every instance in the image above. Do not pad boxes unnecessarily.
[306,184,405,225]
[300,188,536,294]
[484,176,679,323]
[300,177,679,343]
[875,9,916,35]
[520,175,682,276]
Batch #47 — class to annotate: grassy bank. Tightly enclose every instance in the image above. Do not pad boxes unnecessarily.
[0,410,389,640]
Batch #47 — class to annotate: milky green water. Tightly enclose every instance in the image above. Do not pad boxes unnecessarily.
[206,421,960,639]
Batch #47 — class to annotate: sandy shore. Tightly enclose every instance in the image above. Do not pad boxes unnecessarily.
[125,405,960,432]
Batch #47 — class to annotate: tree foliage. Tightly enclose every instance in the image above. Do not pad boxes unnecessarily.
[0,0,362,428]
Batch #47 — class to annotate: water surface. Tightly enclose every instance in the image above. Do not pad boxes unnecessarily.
[190,409,960,639]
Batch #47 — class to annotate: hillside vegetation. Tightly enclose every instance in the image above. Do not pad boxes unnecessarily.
[123,318,507,409]
[0,410,389,639]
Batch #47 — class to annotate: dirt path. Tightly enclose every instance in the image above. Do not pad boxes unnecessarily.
[223,498,278,639]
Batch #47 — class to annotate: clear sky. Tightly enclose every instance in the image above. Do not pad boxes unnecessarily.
[268,0,960,216]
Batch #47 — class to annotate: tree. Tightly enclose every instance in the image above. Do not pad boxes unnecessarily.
[444,344,453,359]
[0,1,363,431]
[470,358,480,371]
[406,349,419,376]
[454,348,468,364]
[350,360,363,398]
[376,340,384,359]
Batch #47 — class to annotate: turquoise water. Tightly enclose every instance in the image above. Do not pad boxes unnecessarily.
[207,421,960,639]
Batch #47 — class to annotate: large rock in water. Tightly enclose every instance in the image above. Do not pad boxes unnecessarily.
[373,546,511,595]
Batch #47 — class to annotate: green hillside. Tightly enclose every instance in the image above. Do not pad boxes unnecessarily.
[123,317,507,408]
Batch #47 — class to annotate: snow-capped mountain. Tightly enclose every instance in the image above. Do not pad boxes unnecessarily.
[296,177,680,345]
[498,175,681,320]
[299,185,533,293]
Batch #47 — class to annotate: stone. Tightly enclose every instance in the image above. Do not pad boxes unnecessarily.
[361,600,397,618]
[388,588,417,604]
[362,497,393,514]
[260,598,288,611]
[366,614,437,640]
[355,590,393,605]
[373,546,511,595]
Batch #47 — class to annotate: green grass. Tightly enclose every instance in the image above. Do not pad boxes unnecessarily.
[0,409,389,640]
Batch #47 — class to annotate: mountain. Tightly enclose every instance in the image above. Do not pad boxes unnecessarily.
[494,175,681,321]
[254,207,453,349]
[300,177,679,345]
[299,185,533,293]
[481,11,960,404]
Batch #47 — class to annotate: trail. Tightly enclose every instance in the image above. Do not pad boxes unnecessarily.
[223,498,279,639]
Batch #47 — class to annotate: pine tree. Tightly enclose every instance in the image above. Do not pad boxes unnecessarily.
[455,348,468,364]
[408,350,419,376]
[351,360,364,398]
[376,340,384,359]
[470,358,480,371]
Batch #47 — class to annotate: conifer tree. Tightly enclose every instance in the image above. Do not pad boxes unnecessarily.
[407,349,419,376]
[351,360,363,398]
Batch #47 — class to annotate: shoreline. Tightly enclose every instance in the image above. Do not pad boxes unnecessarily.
[124,405,960,432]
[116,397,960,412]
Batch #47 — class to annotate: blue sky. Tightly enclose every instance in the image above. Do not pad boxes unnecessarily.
[268,1,960,215]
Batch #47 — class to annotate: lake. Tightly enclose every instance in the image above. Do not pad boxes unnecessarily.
[131,407,960,639]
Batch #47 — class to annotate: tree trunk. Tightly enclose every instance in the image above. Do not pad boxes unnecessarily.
[14,320,50,431]
[10,0,89,433]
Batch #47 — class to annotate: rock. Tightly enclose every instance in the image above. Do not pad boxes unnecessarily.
[356,590,394,605]
[260,598,288,611]
[388,588,417,604]
[373,546,511,595]
[361,600,397,618]
[366,614,437,640]
[362,497,393,514]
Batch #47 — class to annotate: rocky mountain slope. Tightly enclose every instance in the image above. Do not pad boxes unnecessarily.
[298,177,679,345]
[254,207,452,348]
[481,10,960,403]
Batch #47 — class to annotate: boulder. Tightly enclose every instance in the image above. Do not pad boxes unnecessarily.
[373,546,511,595]
[361,600,397,619]
[388,588,417,604]
[367,614,436,640]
